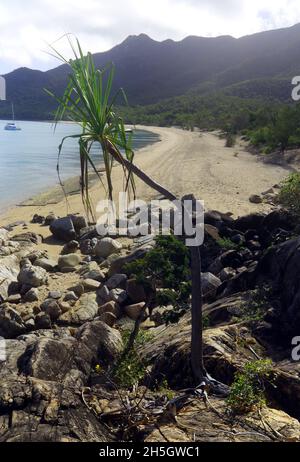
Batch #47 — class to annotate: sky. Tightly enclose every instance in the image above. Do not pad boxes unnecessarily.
[1,0,300,74]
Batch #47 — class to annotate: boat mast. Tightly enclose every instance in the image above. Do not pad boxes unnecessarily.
[11,102,15,121]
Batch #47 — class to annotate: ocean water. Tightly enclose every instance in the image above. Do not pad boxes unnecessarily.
[0,121,159,212]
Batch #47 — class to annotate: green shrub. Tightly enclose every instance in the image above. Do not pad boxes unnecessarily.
[279,173,300,215]
[217,237,243,251]
[239,285,271,322]
[113,330,153,388]
[225,133,236,147]
[125,235,191,324]
[156,379,176,400]
[227,360,273,414]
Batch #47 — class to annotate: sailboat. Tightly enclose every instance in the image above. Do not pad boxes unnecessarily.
[4,103,21,131]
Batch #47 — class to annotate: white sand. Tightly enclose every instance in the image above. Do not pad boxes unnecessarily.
[0,126,293,256]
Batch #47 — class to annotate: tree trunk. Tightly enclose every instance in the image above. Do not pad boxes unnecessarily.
[105,140,205,383]
[190,246,206,383]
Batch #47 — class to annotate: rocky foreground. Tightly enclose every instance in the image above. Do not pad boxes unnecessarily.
[1,208,300,442]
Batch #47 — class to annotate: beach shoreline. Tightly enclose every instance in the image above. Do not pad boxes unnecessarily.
[0,125,294,258]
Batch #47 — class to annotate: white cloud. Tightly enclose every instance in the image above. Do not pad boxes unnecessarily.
[1,0,300,74]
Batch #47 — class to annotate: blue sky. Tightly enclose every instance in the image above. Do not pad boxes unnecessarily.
[0,0,300,74]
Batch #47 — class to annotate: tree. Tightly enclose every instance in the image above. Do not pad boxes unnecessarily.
[47,37,224,390]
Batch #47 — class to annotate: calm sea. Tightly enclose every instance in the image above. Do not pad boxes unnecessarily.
[0,121,159,212]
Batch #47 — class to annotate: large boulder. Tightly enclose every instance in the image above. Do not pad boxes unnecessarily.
[256,237,300,337]
[94,238,122,259]
[0,255,20,302]
[18,263,48,288]
[0,304,26,338]
[0,325,116,442]
[202,272,222,299]
[58,253,81,272]
[58,293,99,325]
[50,217,76,242]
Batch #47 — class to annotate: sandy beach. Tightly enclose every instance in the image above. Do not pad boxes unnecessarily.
[0,125,294,256]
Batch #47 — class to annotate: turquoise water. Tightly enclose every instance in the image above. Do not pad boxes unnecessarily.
[0,121,159,212]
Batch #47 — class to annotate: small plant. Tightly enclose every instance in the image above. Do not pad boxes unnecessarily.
[156,378,176,400]
[202,314,210,330]
[217,237,243,251]
[227,360,273,414]
[125,235,192,324]
[279,172,300,215]
[113,329,152,388]
[225,132,236,148]
[239,285,271,322]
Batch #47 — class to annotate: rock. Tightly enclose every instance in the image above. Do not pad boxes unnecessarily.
[61,240,79,255]
[234,213,265,232]
[106,273,127,290]
[31,214,45,224]
[80,239,97,256]
[150,306,173,325]
[219,267,236,282]
[98,301,121,319]
[44,213,57,226]
[35,313,52,329]
[23,288,39,302]
[145,398,300,442]
[50,217,76,242]
[231,233,245,245]
[262,209,298,232]
[99,312,117,327]
[247,240,261,252]
[63,291,78,302]
[108,247,150,276]
[249,194,263,204]
[69,283,84,297]
[124,302,146,321]
[221,250,243,269]
[58,293,99,325]
[0,255,20,302]
[34,257,57,272]
[48,290,62,300]
[256,237,300,336]
[94,238,122,259]
[109,288,127,304]
[7,294,21,304]
[97,285,110,303]
[0,326,114,442]
[205,210,234,229]
[25,318,35,331]
[126,278,146,303]
[18,264,48,288]
[78,261,105,282]
[70,215,88,233]
[0,304,26,338]
[11,232,42,245]
[82,279,101,291]
[58,253,81,271]
[202,273,222,299]
[58,301,71,314]
[40,299,62,320]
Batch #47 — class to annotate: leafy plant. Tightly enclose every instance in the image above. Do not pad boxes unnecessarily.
[113,330,152,388]
[279,173,300,215]
[238,285,271,322]
[125,235,192,324]
[217,237,243,251]
[225,132,236,147]
[46,36,136,221]
[156,379,175,400]
[227,360,273,414]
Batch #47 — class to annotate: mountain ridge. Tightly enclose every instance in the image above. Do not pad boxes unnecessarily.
[1,24,300,119]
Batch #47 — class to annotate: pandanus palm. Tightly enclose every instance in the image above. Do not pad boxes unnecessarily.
[46,38,213,387]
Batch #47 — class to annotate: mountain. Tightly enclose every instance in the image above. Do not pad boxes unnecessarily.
[2,24,300,120]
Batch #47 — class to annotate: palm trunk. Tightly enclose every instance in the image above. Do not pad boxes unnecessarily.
[105,140,205,383]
